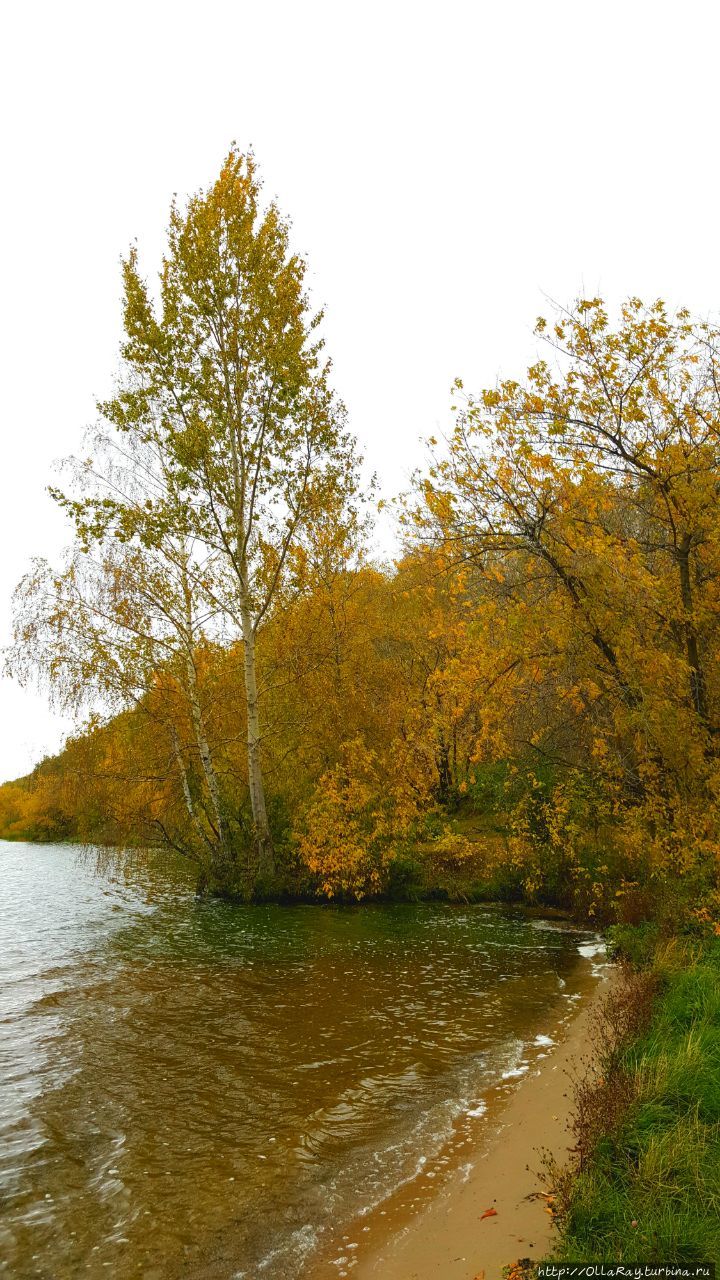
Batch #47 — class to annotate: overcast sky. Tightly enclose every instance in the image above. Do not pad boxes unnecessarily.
[1,0,718,783]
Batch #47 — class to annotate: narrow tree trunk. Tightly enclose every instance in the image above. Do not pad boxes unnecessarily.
[169,722,224,882]
[240,600,275,879]
[676,535,709,729]
[435,734,451,803]
[179,563,231,875]
[185,651,231,868]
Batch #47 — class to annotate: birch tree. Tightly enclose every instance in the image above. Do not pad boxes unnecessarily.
[10,434,241,888]
[93,149,359,878]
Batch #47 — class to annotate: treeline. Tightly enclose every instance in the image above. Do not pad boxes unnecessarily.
[4,150,720,927]
[2,557,487,891]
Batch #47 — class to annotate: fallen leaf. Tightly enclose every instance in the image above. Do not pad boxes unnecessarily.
[480,1208,498,1220]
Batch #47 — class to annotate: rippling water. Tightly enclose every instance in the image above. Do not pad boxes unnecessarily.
[0,841,600,1279]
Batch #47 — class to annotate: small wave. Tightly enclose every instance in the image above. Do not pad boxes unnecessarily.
[252,1222,319,1276]
[577,940,606,960]
[466,1101,487,1118]
[501,1063,529,1079]
[529,920,576,934]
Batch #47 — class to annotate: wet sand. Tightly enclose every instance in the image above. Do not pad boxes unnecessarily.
[309,962,610,1280]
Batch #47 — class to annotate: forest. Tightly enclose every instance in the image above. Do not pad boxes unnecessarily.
[3,148,720,934]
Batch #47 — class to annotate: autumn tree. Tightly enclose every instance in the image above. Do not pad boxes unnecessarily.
[10,428,243,886]
[13,285,720,923]
[25,148,362,884]
[86,149,358,878]
[416,298,720,900]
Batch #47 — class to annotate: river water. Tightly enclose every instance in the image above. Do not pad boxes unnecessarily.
[0,841,602,1279]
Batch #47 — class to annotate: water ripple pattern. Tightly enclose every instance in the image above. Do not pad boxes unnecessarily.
[0,841,598,1279]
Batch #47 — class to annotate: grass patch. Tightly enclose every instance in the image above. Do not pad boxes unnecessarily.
[547,937,720,1264]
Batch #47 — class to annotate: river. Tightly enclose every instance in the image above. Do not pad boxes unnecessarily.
[0,841,603,1279]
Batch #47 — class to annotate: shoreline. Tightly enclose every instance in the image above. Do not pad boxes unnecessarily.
[307,958,611,1280]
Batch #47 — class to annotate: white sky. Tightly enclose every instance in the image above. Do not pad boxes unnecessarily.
[1,0,719,784]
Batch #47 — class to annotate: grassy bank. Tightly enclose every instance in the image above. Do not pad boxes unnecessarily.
[545,927,720,1265]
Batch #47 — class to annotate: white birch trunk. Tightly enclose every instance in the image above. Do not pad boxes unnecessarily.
[184,650,230,867]
[239,597,275,878]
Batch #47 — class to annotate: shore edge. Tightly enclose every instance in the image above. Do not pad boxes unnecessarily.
[345,967,611,1280]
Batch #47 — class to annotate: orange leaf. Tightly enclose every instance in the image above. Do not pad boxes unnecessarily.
[480,1208,498,1220]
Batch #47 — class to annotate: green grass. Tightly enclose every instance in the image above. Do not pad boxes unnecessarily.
[554,937,720,1264]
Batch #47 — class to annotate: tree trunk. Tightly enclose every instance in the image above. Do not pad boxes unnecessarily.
[170,723,206,845]
[179,563,232,878]
[169,722,227,884]
[185,651,231,869]
[240,601,275,879]
[677,535,710,730]
[435,735,452,803]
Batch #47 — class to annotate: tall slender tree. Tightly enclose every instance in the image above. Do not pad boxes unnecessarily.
[94,148,360,878]
[11,430,238,887]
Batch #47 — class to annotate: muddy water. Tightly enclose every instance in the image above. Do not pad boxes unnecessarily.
[0,841,601,1279]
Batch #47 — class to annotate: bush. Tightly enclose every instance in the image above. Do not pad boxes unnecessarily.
[385,854,424,900]
[606,922,661,968]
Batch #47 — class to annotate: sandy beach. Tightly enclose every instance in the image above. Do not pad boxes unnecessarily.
[310,962,610,1280]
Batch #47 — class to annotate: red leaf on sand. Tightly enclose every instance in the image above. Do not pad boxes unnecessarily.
[480,1208,498,1220]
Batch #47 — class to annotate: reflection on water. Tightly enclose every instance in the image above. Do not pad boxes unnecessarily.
[0,842,598,1279]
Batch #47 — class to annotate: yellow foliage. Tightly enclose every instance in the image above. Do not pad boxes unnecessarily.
[296,739,422,899]
[5,296,720,923]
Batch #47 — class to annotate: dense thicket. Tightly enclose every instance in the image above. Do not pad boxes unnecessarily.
[4,158,720,924]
